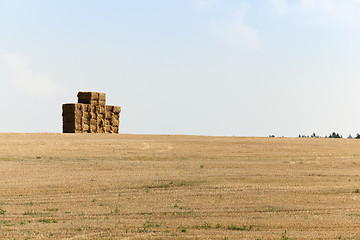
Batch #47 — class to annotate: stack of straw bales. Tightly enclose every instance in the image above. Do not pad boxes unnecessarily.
[62,92,121,133]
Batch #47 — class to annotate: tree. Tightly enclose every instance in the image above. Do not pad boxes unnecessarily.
[329,132,342,138]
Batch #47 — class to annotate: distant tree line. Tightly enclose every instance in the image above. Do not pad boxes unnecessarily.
[269,132,360,139]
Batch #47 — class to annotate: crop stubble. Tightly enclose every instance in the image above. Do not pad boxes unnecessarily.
[1,133,360,239]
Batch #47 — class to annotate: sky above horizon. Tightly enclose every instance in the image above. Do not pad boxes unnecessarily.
[1,0,360,137]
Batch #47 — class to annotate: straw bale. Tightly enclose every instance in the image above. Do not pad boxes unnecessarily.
[90,119,97,126]
[89,124,97,133]
[106,105,113,112]
[99,93,106,101]
[83,111,90,119]
[63,111,76,117]
[75,122,82,131]
[82,124,89,132]
[97,113,104,120]
[63,122,76,133]
[62,103,76,113]
[74,111,82,119]
[105,111,112,119]
[82,118,90,125]
[63,114,75,121]
[63,127,74,133]
[78,92,99,102]
[112,106,121,113]
[106,106,112,112]
[63,92,120,133]
[89,100,98,105]
[90,105,96,112]
[111,126,119,133]
[113,113,120,119]
[63,128,75,134]
[106,105,121,113]
[98,125,105,133]
[74,116,82,125]
[97,119,102,125]
[98,100,106,107]
[88,100,106,107]
[63,120,74,126]
[98,106,105,114]
[89,112,96,119]
[77,104,83,111]
[82,104,90,112]
[63,104,85,117]
[63,109,74,116]
[111,118,120,126]
[76,103,85,111]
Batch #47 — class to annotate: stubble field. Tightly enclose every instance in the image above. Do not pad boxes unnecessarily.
[1,133,360,239]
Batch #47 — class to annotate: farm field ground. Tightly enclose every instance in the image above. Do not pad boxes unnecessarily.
[1,133,360,239]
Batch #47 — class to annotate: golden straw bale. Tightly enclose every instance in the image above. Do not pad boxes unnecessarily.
[111,126,119,133]
[97,114,104,120]
[106,105,112,112]
[113,113,120,119]
[111,118,120,126]
[90,119,97,126]
[88,100,106,107]
[98,106,105,114]
[77,92,100,103]
[82,118,90,125]
[89,124,97,133]
[82,124,89,132]
[105,111,111,119]
[99,93,106,101]
[112,106,121,113]
[90,112,97,119]
[83,112,90,119]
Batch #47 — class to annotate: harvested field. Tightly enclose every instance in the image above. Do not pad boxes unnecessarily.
[1,133,360,239]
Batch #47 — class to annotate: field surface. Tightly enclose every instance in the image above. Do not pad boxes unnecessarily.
[1,133,360,239]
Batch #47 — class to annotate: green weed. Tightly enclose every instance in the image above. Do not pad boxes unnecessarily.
[38,218,58,223]
[227,224,255,231]
[0,208,6,215]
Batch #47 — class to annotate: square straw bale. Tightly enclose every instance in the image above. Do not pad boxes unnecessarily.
[111,126,119,133]
[105,111,112,119]
[98,106,105,114]
[90,119,97,126]
[89,124,97,133]
[99,93,106,101]
[82,124,90,132]
[112,106,121,113]
[111,118,120,126]
[78,92,99,102]
[82,118,90,125]
[106,105,113,112]
[62,103,76,113]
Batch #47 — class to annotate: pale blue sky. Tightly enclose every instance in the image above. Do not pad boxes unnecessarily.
[1,0,360,136]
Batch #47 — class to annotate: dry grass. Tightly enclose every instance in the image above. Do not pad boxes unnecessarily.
[1,133,360,239]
